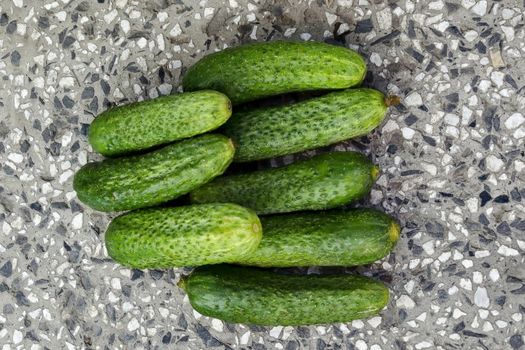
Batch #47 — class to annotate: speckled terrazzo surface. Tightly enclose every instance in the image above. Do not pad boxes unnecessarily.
[1,0,524,349]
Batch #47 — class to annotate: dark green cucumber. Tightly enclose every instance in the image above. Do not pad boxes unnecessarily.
[89,90,232,157]
[74,134,234,212]
[183,41,366,104]
[105,204,262,269]
[236,209,400,267]
[180,265,389,325]
[190,152,379,215]
[223,88,390,162]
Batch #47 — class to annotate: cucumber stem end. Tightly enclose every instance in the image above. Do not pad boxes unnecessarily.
[371,165,381,181]
[389,221,401,243]
[177,277,187,290]
[384,95,401,107]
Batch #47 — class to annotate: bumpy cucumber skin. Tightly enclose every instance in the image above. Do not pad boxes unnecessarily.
[74,134,234,212]
[89,90,232,157]
[236,209,400,267]
[223,88,387,162]
[105,204,262,269]
[181,265,389,326]
[190,152,379,215]
[182,41,366,105]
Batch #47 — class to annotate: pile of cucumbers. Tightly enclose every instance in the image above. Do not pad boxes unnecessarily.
[74,41,400,326]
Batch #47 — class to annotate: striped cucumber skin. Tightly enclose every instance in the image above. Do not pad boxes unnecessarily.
[105,204,262,269]
[236,209,400,267]
[190,152,379,215]
[180,265,389,326]
[183,41,366,104]
[223,88,388,162]
[89,90,232,157]
[74,134,234,212]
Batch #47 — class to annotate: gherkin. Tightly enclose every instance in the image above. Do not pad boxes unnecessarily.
[191,151,379,215]
[222,88,392,162]
[183,41,366,104]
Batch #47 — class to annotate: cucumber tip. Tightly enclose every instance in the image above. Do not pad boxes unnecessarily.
[389,221,401,243]
[177,277,187,290]
[371,165,381,181]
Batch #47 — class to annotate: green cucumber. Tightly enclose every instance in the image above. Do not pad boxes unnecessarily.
[190,152,379,214]
[223,88,391,162]
[179,265,389,325]
[89,90,232,157]
[183,41,366,104]
[105,204,262,269]
[74,134,234,212]
[236,209,400,267]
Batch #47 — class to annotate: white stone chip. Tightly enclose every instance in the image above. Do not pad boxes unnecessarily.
[121,20,130,34]
[473,271,483,284]
[204,8,215,19]
[453,308,466,318]
[56,11,67,21]
[482,321,493,332]
[397,295,415,309]
[486,155,504,172]
[156,34,165,51]
[490,71,505,88]
[497,245,519,256]
[104,9,118,24]
[355,340,368,350]
[13,330,23,344]
[170,23,182,37]
[405,92,423,106]
[401,127,415,140]
[504,113,525,129]
[59,77,75,89]
[7,153,24,163]
[489,269,500,282]
[370,53,382,66]
[211,318,223,332]
[300,33,312,41]
[466,198,478,213]
[460,278,472,291]
[110,278,121,290]
[136,38,147,49]
[501,26,514,41]
[376,8,392,30]
[444,113,460,126]
[127,318,140,331]
[269,326,282,338]
[474,287,490,308]
[122,302,134,312]
[415,341,433,349]
[71,213,83,230]
[325,12,337,26]
[352,319,364,328]
[471,0,487,15]
[464,30,478,42]
[240,331,250,345]
[367,316,382,327]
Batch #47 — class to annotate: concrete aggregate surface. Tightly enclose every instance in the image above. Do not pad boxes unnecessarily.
[0,0,524,349]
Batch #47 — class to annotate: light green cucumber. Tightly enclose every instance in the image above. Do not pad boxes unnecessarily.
[105,204,262,269]
[74,134,234,212]
[89,90,232,157]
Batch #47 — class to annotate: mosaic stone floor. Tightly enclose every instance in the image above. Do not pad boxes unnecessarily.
[0,0,524,349]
